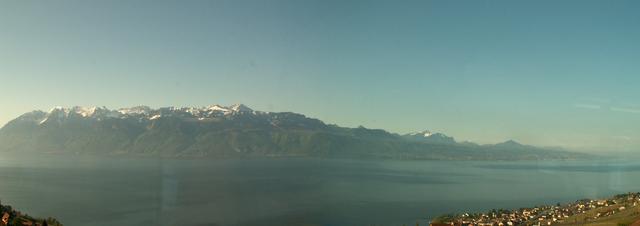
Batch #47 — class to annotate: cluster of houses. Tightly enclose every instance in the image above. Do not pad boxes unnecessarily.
[433,192,640,226]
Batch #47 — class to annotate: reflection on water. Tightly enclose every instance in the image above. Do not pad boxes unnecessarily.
[1,155,639,226]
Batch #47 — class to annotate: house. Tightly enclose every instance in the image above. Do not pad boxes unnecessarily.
[1,212,9,226]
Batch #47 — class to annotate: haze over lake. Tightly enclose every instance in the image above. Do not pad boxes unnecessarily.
[2,1,640,226]
[1,155,639,226]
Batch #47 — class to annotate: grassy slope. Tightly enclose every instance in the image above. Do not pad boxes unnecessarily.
[558,204,640,226]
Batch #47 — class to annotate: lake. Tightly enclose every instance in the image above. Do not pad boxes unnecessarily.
[1,155,639,226]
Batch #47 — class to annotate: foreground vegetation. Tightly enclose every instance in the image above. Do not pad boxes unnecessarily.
[0,201,62,226]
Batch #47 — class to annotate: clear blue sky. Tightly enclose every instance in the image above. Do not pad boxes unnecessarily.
[1,0,639,152]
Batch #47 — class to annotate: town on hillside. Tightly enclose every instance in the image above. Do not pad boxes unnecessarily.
[432,192,640,226]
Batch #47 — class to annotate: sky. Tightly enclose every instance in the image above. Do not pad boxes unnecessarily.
[1,0,639,152]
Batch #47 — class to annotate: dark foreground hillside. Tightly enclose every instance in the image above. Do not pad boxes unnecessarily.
[0,201,62,226]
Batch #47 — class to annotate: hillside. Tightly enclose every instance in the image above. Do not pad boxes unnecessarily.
[0,105,590,160]
[434,192,640,226]
[1,201,63,226]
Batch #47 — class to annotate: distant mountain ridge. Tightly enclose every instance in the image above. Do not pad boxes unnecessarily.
[0,104,590,160]
[403,130,457,144]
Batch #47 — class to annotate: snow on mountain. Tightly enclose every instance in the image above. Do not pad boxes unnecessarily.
[72,106,120,118]
[118,106,152,115]
[404,130,456,144]
[230,104,253,113]
[31,104,257,125]
[1,105,588,160]
[39,117,50,125]
[72,106,98,117]
[409,130,433,137]
[207,105,230,112]
[40,107,70,124]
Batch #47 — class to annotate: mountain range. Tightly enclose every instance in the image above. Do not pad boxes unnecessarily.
[0,104,590,160]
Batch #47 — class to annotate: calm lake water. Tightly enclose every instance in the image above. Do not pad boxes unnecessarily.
[1,155,639,226]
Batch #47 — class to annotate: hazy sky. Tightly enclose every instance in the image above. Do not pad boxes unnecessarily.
[1,0,639,152]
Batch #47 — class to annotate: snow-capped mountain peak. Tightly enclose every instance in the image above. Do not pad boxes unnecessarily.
[31,104,257,125]
[404,130,456,144]
[118,106,151,115]
[230,104,253,112]
[40,107,70,124]
[49,106,66,112]
[408,130,433,137]
[207,105,230,112]
[71,106,103,117]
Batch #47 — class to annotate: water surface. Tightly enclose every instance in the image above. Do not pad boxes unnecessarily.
[1,155,639,226]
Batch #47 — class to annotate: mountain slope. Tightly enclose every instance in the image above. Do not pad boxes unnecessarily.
[0,105,590,160]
